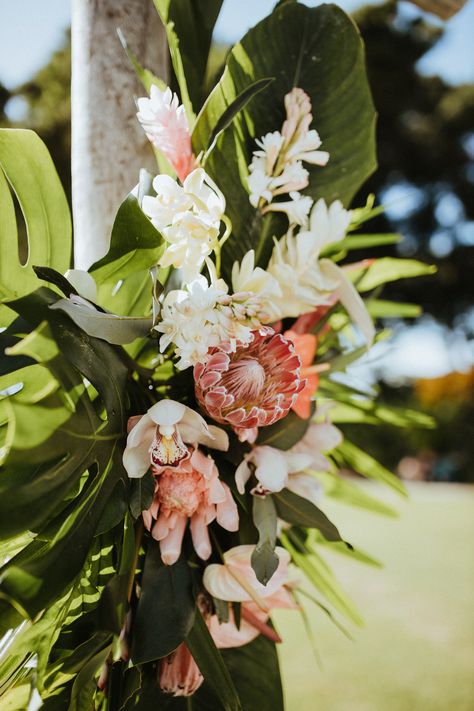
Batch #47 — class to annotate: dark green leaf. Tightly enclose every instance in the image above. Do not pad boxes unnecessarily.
[131,543,195,664]
[129,470,156,518]
[90,190,164,285]
[197,78,275,153]
[186,610,242,711]
[33,266,79,298]
[273,489,343,542]
[257,409,310,450]
[192,3,377,272]
[153,0,224,113]
[250,496,279,585]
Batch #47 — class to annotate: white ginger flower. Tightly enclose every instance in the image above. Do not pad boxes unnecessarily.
[142,168,226,282]
[263,191,313,227]
[155,267,266,370]
[231,249,282,319]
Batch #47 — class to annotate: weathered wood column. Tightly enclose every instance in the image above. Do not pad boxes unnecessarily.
[71,0,168,269]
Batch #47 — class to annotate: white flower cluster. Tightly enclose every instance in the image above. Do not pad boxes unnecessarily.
[247,88,329,226]
[155,259,271,369]
[142,168,226,282]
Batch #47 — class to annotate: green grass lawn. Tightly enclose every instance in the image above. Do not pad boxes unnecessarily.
[274,482,474,711]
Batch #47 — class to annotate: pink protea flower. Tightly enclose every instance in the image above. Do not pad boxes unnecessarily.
[136,85,196,182]
[143,447,238,565]
[194,328,306,443]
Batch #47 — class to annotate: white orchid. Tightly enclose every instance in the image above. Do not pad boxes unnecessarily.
[123,399,228,479]
[235,422,343,503]
[142,168,226,282]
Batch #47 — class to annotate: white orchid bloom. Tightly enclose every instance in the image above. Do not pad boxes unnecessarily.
[235,422,343,502]
[235,445,314,494]
[123,399,228,479]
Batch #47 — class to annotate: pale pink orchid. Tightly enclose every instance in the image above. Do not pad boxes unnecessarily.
[194,327,305,443]
[143,447,238,565]
[136,85,196,181]
[234,422,342,503]
[123,399,228,479]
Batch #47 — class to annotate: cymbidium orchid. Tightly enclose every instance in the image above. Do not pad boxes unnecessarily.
[136,85,196,182]
[194,327,305,443]
[122,399,228,479]
[204,545,297,646]
[235,421,342,502]
[159,545,296,697]
[142,168,226,282]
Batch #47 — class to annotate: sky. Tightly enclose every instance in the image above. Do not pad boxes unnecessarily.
[0,0,473,90]
[0,0,473,380]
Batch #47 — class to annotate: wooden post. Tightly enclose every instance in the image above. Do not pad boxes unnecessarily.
[71,0,168,270]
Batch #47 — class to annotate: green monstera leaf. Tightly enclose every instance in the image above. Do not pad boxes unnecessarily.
[0,129,71,305]
[193,2,376,273]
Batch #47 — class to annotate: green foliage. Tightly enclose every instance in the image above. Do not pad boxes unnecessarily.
[250,495,279,585]
[154,0,224,114]
[0,129,71,306]
[131,544,196,664]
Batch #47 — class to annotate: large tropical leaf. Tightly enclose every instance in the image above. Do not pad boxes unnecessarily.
[0,129,71,303]
[192,2,376,272]
[153,0,224,114]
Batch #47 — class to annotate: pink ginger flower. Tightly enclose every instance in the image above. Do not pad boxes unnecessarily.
[143,447,239,565]
[136,85,196,182]
[194,328,305,443]
[159,642,203,697]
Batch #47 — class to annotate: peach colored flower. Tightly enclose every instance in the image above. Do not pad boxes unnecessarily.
[144,447,239,565]
[284,329,328,419]
[194,328,305,443]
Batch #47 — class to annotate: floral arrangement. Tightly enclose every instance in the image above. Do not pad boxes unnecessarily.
[0,2,434,709]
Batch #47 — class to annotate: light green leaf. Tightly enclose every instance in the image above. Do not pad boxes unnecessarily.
[0,129,71,303]
[350,258,436,292]
[335,439,407,496]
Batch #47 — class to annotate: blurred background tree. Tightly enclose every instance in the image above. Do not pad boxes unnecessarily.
[1,1,472,480]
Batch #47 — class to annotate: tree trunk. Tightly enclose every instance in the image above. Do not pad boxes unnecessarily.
[71,0,168,270]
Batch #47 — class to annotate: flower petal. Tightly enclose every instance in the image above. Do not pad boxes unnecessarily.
[253,446,290,492]
[148,399,186,426]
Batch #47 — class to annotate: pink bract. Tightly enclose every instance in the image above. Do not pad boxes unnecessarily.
[194,328,305,442]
